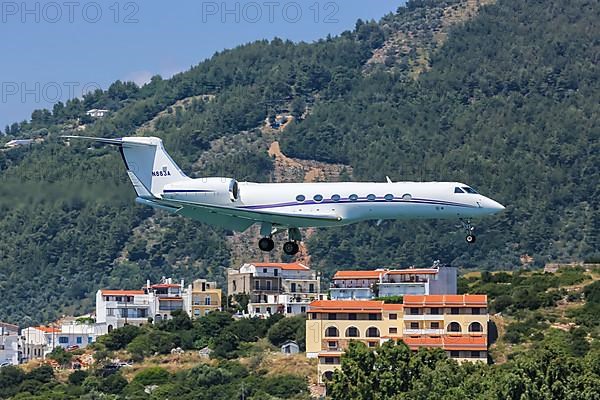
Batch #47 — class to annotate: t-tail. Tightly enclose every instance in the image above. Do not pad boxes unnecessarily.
[62,136,189,199]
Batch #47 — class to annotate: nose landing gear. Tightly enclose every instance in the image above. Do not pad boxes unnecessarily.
[460,219,476,244]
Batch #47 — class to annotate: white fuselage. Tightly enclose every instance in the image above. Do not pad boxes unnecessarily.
[161,180,505,228]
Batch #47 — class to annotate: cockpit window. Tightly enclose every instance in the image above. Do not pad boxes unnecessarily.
[462,187,478,194]
[454,187,465,193]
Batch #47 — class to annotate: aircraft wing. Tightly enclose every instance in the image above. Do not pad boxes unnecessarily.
[152,198,342,231]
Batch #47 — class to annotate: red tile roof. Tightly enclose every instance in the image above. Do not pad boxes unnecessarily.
[309,300,402,313]
[333,268,438,280]
[251,262,309,271]
[36,326,61,333]
[101,290,145,296]
[400,335,487,351]
[403,294,487,307]
[333,270,384,279]
[150,283,181,289]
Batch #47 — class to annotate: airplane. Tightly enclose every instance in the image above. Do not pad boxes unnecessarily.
[63,135,505,255]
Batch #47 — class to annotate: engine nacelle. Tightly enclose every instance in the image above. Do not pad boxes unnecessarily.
[162,177,239,204]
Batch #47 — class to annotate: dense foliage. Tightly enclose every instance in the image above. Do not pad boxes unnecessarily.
[1,0,599,323]
[0,361,309,400]
[328,340,600,400]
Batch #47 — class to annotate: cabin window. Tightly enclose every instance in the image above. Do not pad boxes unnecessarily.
[402,194,412,201]
[384,194,394,201]
[314,194,323,202]
[367,194,376,201]
[296,194,306,202]
[462,187,478,194]
[331,194,341,202]
[454,187,465,193]
[349,194,358,201]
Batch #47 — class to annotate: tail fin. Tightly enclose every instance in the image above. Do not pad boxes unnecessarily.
[62,136,189,197]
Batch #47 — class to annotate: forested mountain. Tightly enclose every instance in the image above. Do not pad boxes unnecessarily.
[1,0,599,324]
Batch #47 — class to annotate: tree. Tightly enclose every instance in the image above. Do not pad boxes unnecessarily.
[99,324,143,350]
[47,346,73,367]
[267,315,305,348]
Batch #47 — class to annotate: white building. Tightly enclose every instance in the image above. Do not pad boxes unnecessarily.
[228,262,324,317]
[0,322,21,366]
[21,322,105,361]
[85,109,109,118]
[96,278,188,329]
[96,289,152,330]
[329,263,457,300]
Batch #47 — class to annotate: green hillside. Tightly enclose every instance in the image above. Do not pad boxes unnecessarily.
[1,0,599,324]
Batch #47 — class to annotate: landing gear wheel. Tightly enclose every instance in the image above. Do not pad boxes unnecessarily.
[283,241,300,255]
[465,234,476,244]
[258,237,275,252]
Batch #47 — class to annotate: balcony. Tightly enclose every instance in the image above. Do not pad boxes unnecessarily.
[403,328,445,335]
[402,314,444,321]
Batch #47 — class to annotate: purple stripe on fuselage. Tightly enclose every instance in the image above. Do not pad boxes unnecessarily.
[163,189,215,193]
[239,197,476,210]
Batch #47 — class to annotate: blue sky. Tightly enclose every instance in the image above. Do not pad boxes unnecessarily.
[0,1,404,129]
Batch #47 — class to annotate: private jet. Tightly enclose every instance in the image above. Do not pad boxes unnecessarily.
[63,136,505,255]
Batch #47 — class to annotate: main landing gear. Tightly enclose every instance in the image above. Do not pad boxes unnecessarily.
[258,224,301,255]
[460,219,476,244]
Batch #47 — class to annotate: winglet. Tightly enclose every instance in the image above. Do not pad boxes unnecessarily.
[386,176,393,183]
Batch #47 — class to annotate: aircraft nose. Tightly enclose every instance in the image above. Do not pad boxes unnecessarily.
[484,197,505,213]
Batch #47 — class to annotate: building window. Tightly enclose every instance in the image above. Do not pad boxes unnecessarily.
[328,341,337,348]
[389,327,398,334]
[58,337,69,344]
[346,327,359,337]
[194,309,201,316]
[88,337,93,344]
[368,313,378,320]
[430,308,440,315]
[450,350,460,358]
[448,322,462,333]
[471,307,481,315]
[349,313,357,320]
[76,337,82,344]
[389,313,397,320]
[410,322,419,329]
[325,326,339,337]
[309,283,315,292]
[300,306,306,313]
[324,357,335,365]
[296,194,305,202]
[255,280,260,290]
[451,307,460,315]
[266,281,272,290]
[287,306,292,314]
[468,322,483,332]
[263,268,268,273]
[255,308,260,314]
[328,313,337,320]
[366,327,380,337]
[430,322,440,329]
[471,351,480,358]
[368,341,377,348]
[266,307,271,314]
[205,297,211,305]
[410,308,419,315]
